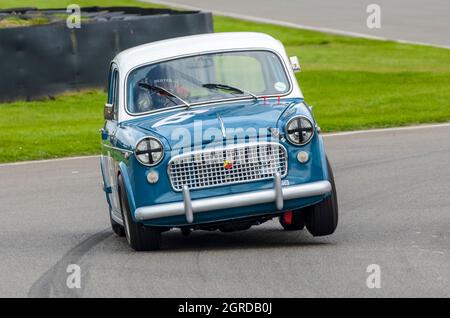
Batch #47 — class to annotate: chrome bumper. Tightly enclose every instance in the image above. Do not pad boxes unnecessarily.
[135,173,331,223]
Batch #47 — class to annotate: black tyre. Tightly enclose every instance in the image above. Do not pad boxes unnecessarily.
[118,174,161,251]
[305,158,338,236]
[279,210,305,231]
[110,213,125,237]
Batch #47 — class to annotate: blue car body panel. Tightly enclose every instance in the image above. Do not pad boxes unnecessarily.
[101,98,330,227]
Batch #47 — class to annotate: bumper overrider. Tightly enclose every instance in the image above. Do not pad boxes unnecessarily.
[135,173,332,224]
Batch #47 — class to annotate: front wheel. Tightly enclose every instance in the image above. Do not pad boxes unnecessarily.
[305,158,338,236]
[118,174,161,251]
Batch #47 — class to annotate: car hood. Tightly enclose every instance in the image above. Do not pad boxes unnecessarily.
[123,99,302,150]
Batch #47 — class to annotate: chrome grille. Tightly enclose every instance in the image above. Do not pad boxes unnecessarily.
[168,142,288,191]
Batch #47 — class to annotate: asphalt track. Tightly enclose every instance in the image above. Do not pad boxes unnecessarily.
[1,124,449,297]
[146,0,450,48]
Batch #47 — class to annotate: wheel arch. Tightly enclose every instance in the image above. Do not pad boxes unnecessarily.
[117,161,138,222]
[317,134,331,181]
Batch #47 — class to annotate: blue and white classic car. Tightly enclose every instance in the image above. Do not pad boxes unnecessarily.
[100,32,338,251]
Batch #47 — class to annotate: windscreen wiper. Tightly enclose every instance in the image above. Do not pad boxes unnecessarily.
[202,83,258,102]
[138,82,191,109]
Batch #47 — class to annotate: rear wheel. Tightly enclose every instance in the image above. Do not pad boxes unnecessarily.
[118,174,161,251]
[279,210,305,231]
[305,158,338,236]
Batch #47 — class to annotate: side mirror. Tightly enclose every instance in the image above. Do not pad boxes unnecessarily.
[289,56,301,73]
[104,103,114,120]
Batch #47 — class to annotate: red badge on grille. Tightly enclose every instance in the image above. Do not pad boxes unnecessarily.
[223,160,233,170]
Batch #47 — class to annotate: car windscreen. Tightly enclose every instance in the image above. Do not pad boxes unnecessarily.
[126,50,291,114]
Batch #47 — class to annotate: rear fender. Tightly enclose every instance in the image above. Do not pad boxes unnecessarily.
[100,156,112,210]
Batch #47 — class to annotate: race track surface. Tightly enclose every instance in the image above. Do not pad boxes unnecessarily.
[1,125,449,297]
[147,0,450,48]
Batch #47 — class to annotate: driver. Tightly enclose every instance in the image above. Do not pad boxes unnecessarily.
[134,64,190,113]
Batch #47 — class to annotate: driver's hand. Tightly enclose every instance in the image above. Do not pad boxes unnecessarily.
[137,90,152,112]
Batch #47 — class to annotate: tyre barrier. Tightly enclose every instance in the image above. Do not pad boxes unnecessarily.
[0,7,213,102]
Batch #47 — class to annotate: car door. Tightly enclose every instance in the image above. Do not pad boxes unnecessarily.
[101,65,122,220]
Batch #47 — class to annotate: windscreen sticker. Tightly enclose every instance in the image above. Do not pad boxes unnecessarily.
[274,82,287,92]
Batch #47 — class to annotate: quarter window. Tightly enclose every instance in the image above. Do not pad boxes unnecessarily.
[107,65,119,120]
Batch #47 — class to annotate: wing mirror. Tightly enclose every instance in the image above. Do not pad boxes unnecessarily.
[104,103,114,120]
[289,56,301,73]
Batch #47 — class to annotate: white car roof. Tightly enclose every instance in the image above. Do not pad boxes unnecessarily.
[114,32,304,122]
[114,32,287,74]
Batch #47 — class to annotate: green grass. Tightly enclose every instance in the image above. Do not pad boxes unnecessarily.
[0,0,166,9]
[0,15,51,28]
[0,91,105,162]
[0,0,449,162]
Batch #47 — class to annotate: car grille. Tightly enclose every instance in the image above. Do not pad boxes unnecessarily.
[168,142,288,191]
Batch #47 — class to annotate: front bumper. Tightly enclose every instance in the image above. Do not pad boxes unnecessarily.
[135,173,331,224]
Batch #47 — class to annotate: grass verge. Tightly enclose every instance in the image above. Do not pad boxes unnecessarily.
[0,0,449,163]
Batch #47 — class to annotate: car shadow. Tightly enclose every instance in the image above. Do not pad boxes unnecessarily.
[156,226,334,253]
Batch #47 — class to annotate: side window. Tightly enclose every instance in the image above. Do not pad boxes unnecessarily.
[107,66,115,105]
[107,65,119,120]
[113,70,119,120]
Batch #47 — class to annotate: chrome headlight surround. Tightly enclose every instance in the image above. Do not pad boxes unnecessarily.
[134,137,164,166]
[285,115,315,146]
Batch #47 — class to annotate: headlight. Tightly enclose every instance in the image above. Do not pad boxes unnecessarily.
[285,116,314,145]
[134,137,164,166]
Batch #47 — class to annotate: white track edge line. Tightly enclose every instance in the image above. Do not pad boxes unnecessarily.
[0,155,100,167]
[323,122,450,137]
